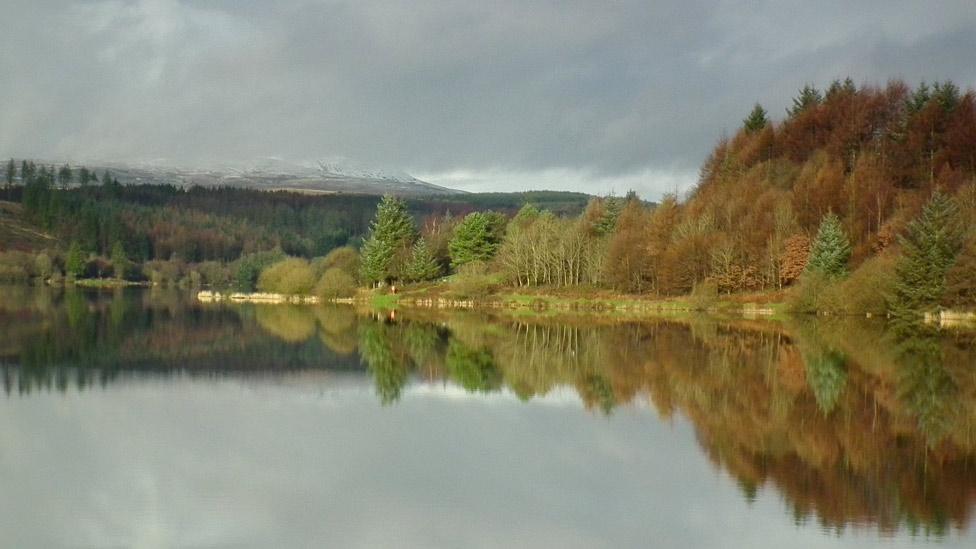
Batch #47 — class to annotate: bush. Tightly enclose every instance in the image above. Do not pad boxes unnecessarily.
[197,261,232,288]
[0,251,32,282]
[313,246,360,279]
[257,258,316,295]
[786,272,841,314]
[690,278,719,310]
[315,267,357,299]
[449,260,499,299]
[831,254,897,314]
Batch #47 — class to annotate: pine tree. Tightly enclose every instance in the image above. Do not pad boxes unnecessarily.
[449,211,505,269]
[403,238,441,282]
[743,103,769,133]
[788,85,822,118]
[65,241,86,279]
[359,195,416,284]
[111,241,129,280]
[78,167,92,187]
[892,192,963,314]
[805,213,851,279]
[57,164,73,189]
[4,159,14,191]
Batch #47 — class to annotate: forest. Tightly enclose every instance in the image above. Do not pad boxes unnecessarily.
[289,78,973,315]
[0,162,588,288]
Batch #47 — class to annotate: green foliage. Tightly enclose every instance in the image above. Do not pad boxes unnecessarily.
[360,195,416,284]
[234,249,285,291]
[111,241,128,280]
[805,213,851,279]
[315,267,357,299]
[65,241,85,279]
[314,246,360,278]
[805,349,848,415]
[257,257,316,295]
[788,85,822,118]
[449,260,499,298]
[449,211,506,269]
[943,237,976,307]
[743,103,769,133]
[359,323,409,405]
[446,340,502,393]
[403,238,441,282]
[892,192,963,315]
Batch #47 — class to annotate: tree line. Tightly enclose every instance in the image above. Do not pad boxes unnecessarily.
[333,78,976,314]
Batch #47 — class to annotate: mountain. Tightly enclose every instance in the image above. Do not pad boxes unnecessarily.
[84,158,464,196]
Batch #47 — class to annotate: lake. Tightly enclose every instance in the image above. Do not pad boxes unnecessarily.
[1,285,974,548]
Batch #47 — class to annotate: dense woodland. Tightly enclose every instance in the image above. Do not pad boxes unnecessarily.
[317,78,975,314]
[0,163,588,288]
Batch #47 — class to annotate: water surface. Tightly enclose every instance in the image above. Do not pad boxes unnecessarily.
[1,286,974,548]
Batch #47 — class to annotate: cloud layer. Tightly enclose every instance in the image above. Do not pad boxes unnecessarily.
[1,0,974,198]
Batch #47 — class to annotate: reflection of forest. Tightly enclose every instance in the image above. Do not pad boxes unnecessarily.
[353,310,976,536]
[2,285,975,534]
[0,286,362,394]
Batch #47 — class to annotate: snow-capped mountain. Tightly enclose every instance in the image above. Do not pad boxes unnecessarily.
[77,158,464,196]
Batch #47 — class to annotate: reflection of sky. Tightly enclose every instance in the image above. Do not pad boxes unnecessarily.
[0,378,971,548]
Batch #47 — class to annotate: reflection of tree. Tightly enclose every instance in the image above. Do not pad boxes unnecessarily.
[358,323,410,405]
[255,305,316,343]
[446,340,501,393]
[893,323,959,446]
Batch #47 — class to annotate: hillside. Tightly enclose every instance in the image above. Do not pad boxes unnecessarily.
[0,202,56,252]
[63,160,464,197]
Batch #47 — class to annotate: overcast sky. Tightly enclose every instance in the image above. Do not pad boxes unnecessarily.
[1,0,974,199]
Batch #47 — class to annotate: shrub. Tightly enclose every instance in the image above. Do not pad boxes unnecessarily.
[315,267,357,299]
[449,260,499,299]
[313,246,360,279]
[832,254,897,314]
[786,271,841,314]
[690,278,719,310]
[257,258,316,295]
[0,251,32,282]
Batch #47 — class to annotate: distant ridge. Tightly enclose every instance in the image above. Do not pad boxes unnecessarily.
[40,158,466,197]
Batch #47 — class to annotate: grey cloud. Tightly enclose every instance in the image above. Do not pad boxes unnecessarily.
[1,0,974,198]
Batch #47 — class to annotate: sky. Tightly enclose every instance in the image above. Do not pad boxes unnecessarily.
[1,0,974,199]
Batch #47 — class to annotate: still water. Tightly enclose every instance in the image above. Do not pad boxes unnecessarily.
[0,286,974,548]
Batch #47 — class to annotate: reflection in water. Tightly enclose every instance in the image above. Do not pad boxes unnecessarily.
[1,285,975,540]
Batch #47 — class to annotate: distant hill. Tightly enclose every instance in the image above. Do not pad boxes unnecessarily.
[81,159,465,196]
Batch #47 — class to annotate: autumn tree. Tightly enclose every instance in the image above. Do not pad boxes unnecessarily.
[779,234,811,286]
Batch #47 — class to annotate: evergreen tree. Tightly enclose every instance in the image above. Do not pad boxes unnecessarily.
[805,213,851,279]
[788,85,822,118]
[404,237,441,282]
[78,167,92,187]
[907,81,931,113]
[892,192,963,314]
[743,103,769,133]
[65,241,86,279]
[359,195,416,284]
[449,211,505,268]
[111,241,129,280]
[57,164,73,189]
[4,159,14,191]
